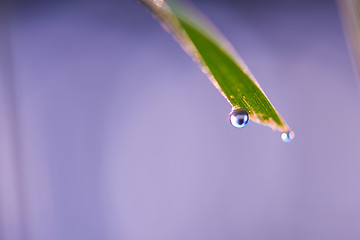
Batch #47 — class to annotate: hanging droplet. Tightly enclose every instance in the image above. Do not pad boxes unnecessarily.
[229,109,249,128]
[281,131,295,143]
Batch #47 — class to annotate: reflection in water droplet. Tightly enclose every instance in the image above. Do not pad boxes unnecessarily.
[229,109,249,128]
[281,131,295,142]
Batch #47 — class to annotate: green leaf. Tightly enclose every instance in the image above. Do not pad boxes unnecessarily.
[139,0,292,134]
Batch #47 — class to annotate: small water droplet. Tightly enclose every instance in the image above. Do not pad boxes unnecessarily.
[281,131,295,143]
[229,109,249,128]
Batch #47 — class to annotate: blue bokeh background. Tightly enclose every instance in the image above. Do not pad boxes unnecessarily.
[1,0,360,239]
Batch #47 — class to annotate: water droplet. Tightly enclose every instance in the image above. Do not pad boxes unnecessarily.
[281,131,295,143]
[229,109,249,128]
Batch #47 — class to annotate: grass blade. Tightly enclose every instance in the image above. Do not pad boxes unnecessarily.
[139,0,292,134]
[338,0,360,81]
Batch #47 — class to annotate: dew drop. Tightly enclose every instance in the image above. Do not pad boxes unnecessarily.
[281,131,295,143]
[229,109,249,128]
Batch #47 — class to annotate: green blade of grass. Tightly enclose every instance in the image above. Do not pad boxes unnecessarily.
[139,0,292,133]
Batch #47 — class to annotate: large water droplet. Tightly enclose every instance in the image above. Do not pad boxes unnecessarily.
[229,109,249,128]
[281,131,295,143]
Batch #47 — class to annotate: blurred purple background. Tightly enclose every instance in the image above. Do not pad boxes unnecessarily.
[1,0,360,239]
